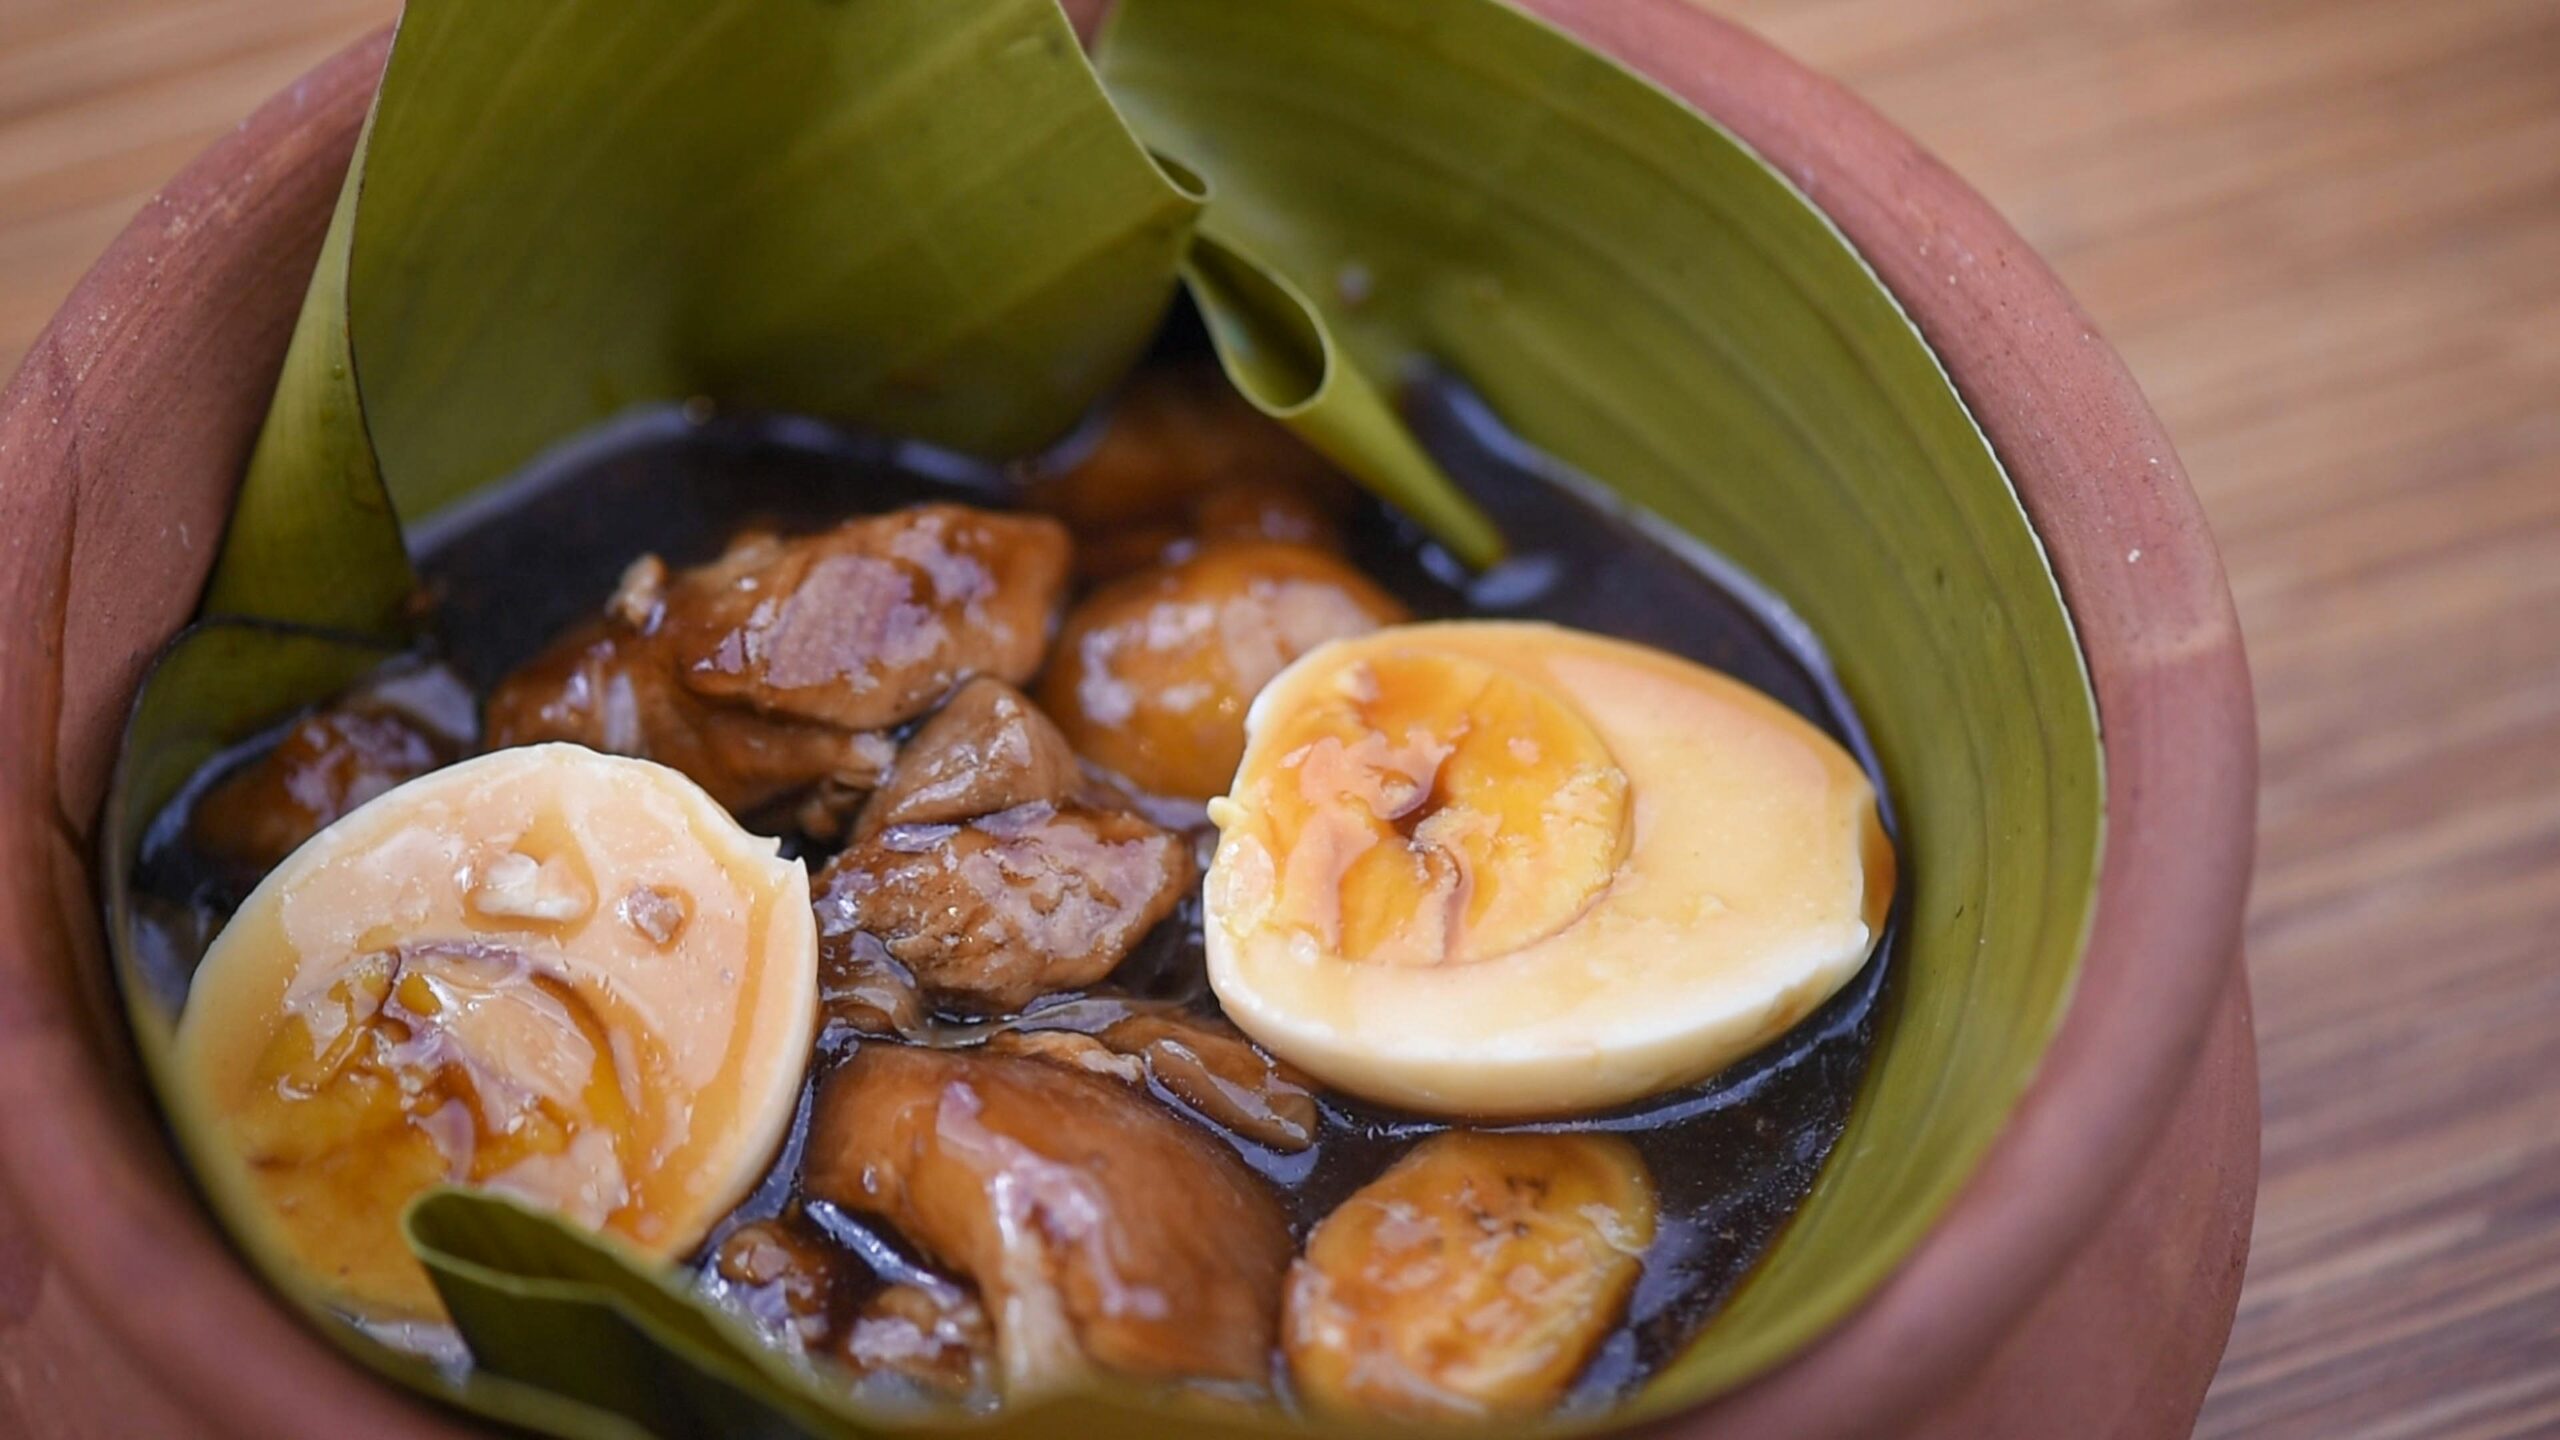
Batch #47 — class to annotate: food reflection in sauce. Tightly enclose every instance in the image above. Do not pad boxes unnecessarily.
[147,363,1896,1421]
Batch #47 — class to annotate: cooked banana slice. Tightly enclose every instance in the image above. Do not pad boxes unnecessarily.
[1039,540,1407,801]
[172,744,817,1320]
[1206,621,1893,1117]
[1285,1132,1656,1419]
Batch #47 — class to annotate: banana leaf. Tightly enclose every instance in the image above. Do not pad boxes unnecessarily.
[1183,230,1506,565]
[106,0,2103,1434]
[198,0,1496,640]
[407,1192,857,1439]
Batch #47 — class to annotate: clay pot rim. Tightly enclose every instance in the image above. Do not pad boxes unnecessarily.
[0,7,2253,1438]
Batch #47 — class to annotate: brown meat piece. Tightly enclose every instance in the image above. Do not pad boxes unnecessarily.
[804,1046,1291,1396]
[840,1283,994,1398]
[713,1221,993,1399]
[657,505,1070,733]
[988,1012,1319,1153]
[190,663,474,873]
[485,618,894,816]
[854,678,1082,840]
[1038,541,1408,800]
[982,1029,1147,1084]
[818,932,926,1041]
[489,506,1061,823]
[712,1222,837,1350]
[1099,1013,1319,1153]
[811,804,1193,1015]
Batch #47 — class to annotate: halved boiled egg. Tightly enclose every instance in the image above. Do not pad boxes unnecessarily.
[171,744,817,1319]
[1203,622,1892,1118]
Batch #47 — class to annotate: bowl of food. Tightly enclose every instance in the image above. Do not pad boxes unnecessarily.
[0,1,2257,1437]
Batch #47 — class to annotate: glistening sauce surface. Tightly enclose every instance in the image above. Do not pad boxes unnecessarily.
[135,377,1896,1414]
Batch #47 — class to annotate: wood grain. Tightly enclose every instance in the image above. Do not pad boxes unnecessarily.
[1,2,2553,1437]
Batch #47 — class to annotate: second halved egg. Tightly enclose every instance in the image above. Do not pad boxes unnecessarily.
[171,745,817,1319]
[1204,622,1894,1118]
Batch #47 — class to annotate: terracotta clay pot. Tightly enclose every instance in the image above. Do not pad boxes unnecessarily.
[0,6,2258,1438]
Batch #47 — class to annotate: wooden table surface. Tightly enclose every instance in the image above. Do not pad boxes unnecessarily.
[4,0,2555,1436]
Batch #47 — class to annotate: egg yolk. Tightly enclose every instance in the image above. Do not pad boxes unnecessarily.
[1243,648,1629,968]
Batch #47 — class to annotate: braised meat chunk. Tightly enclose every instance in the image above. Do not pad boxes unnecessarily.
[990,1012,1318,1153]
[1098,1013,1318,1153]
[484,617,894,816]
[812,804,1192,1015]
[712,1222,838,1350]
[657,505,1070,732]
[485,501,1064,822]
[803,1046,1291,1397]
[840,1283,994,1399]
[981,1028,1148,1083]
[712,1220,992,1400]
[191,663,474,873]
[854,677,1083,840]
[818,932,928,1041]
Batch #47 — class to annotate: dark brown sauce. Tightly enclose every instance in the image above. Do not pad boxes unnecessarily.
[134,367,1896,1419]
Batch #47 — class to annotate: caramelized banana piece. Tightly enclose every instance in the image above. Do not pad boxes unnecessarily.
[1070,477,1344,582]
[1039,541,1406,801]
[1189,476,1339,555]
[172,746,818,1320]
[1032,368,1345,541]
[1285,1132,1657,1420]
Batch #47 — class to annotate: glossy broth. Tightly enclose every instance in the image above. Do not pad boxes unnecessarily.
[135,371,1895,1417]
